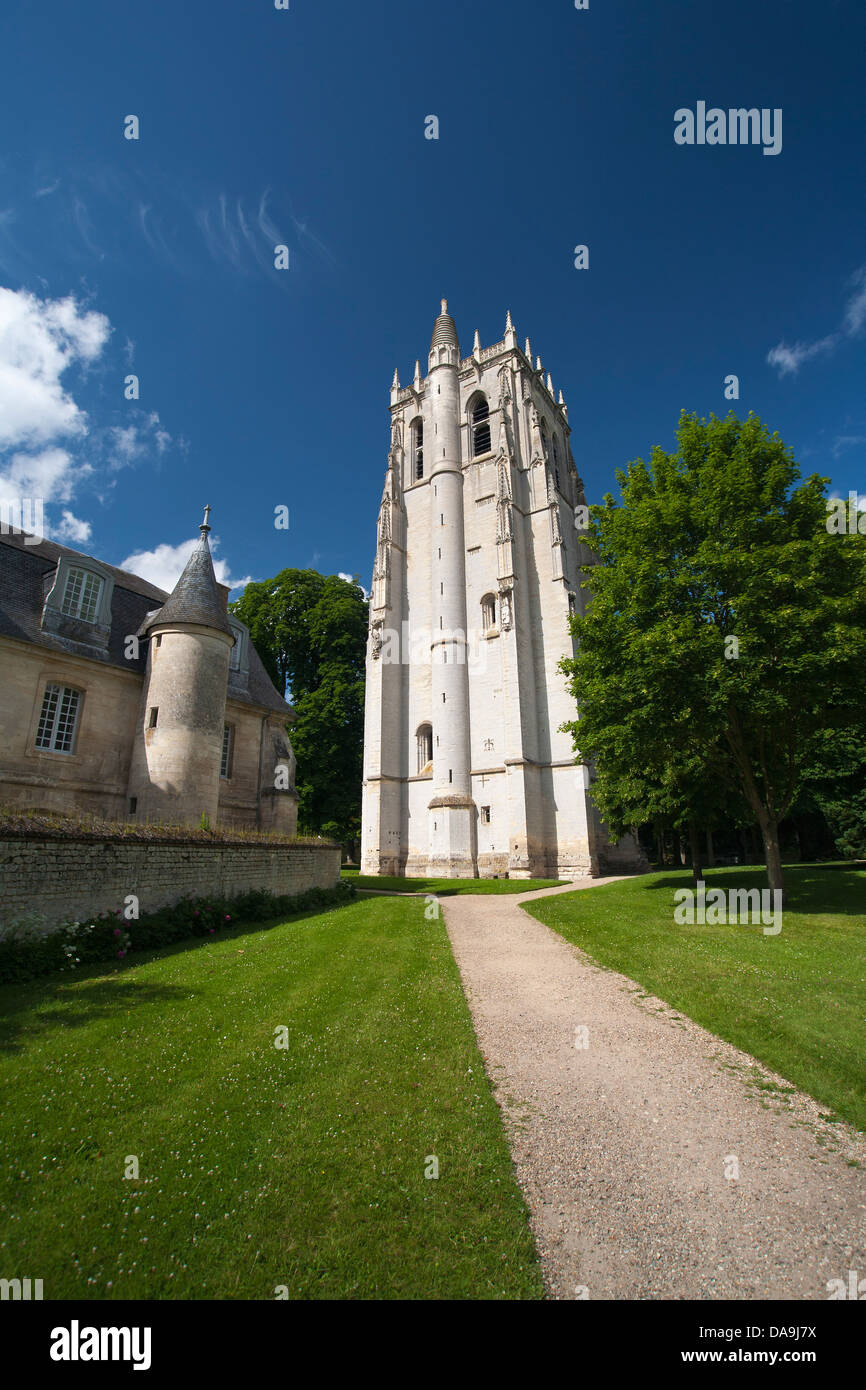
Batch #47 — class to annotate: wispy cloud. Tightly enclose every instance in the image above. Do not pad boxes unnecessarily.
[195,188,290,280]
[831,433,866,459]
[0,156,311,287]
[768,265,866,376]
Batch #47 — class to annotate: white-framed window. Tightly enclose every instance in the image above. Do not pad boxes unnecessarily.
[416,723,432,773]
[220,724,234,779]
[61,567,103,624]
[35,683,81,754]
[481,806,491,824]
[481,593,497,631]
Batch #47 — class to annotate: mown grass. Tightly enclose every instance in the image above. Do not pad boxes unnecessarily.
[341,870,563,896]
[0,896,543,1300]
[525,863,866,1133]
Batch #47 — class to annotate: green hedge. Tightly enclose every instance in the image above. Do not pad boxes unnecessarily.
[0,881,356,984]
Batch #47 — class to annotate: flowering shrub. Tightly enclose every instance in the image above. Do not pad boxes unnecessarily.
[0,881,356,984]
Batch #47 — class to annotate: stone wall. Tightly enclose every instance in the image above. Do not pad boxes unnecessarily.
[0,836,341,931]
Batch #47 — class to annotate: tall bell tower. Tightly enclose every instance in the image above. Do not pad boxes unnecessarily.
[360,302,647,879]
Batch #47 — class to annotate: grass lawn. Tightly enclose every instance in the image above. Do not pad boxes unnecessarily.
[0,896,543,1300]
[341,870,564,895]
[525,863,866,1134]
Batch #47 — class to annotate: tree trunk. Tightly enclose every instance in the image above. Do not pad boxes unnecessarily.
[672,830,681,865]
[655,820,665,868]
[705,829,715,868]
[688,822,703,886]
[755,809,785,902]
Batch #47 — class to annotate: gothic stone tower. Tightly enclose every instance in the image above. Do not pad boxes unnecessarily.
[361,302,645,879]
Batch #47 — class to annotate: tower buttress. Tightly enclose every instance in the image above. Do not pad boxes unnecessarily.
[427,299,475,875]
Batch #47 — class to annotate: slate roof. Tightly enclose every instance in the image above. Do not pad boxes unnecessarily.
[143,530,234,638]
[0,530,291,717]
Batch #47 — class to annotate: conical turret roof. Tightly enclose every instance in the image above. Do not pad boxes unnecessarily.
[143,508,234,638]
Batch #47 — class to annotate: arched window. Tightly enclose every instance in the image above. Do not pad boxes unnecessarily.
[416,723,433,773]
[481,593,497,632]
[411,418,424,480]
[470,396,491,457]
[552,435,562,492]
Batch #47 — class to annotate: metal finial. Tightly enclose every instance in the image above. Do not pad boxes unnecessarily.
[201,504,211,534]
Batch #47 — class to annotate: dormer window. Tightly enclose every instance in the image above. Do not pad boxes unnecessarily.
[228,622,245,672]
[61,567,103,624]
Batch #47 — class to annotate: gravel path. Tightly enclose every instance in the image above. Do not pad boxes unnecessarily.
[441,879,866,1300]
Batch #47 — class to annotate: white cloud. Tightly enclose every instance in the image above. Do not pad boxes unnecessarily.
[0,288,176,538]
[53,510,92,544]
[768,266,866,377]
[339,570,370,598]
[0,287,109,450]
[0,446,88,505]
[121,536,253,595]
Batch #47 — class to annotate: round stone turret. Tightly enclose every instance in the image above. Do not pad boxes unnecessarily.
[126,508,234,825]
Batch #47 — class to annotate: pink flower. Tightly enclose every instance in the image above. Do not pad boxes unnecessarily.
[225,914,230,922]
[117,950,125,958]
[113,927,122,937]
[209,928,215,935]
[194,910,199,918]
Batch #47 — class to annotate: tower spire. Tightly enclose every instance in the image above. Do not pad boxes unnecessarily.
[200,503,211,536]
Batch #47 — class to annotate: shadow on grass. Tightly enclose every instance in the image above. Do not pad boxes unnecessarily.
[638,863,866,917]
[0,899,361,1055]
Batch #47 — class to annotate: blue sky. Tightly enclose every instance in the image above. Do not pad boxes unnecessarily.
[0,0,863,592]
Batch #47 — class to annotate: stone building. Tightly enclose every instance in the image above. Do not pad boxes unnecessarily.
[0,510,298,832]
[361,301,645,878]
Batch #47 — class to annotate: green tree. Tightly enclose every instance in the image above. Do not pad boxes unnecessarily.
[562,411,866,899]
[231,569,368,842]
